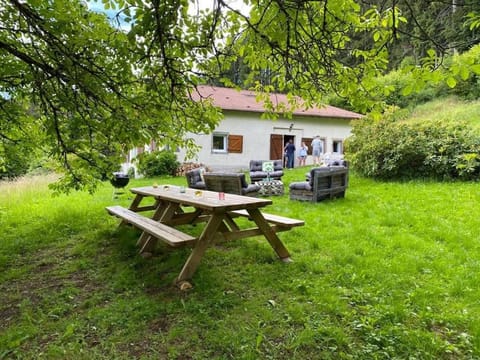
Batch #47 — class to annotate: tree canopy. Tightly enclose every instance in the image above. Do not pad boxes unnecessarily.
[0,0,479,192]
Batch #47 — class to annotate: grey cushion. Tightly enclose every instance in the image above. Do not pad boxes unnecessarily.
[190,181,205,189]
[325,159,348,167]
[249,160,283,173]
[186,168,206,189]
[289,182,312,191]
[239,173,249,188]
[242,183,261,195]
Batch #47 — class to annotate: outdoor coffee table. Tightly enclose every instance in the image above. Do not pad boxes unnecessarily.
[256,180,284,196]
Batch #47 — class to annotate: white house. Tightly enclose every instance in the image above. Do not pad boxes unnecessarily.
[125,85,362,173]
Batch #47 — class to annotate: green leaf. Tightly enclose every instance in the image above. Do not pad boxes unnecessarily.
[427,49,436,58]
[471,64,480,75]
[401,85,413,96]
[460,67,469,81]
[446,77,457,88]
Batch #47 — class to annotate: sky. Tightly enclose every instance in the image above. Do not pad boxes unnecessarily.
[87,1,130,30]
[87,0,250,29]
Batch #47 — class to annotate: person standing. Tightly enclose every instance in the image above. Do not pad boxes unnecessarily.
[311,135,323,165]
[284,139,296,169]
[297,142,308,167]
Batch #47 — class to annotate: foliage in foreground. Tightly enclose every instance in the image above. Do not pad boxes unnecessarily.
[345,103,480,180]
[1,170,480,359]
[2,1,480,192]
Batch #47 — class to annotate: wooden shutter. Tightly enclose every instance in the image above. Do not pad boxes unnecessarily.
[228,135,243,153]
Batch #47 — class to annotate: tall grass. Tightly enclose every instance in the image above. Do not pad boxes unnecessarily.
[1,169,479,359]
[408,97,480,130]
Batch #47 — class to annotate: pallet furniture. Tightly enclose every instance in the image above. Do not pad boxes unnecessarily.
[203,172,260,197]
[249,160,284,183]
[289,166,348,202]
[185,168,206,190]
[106,185,304,288]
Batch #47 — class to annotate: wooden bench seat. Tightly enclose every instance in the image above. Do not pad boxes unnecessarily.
[229,210,304,228]
[106,205,196,247]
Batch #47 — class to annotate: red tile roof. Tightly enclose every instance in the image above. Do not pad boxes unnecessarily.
[193,85,363,119]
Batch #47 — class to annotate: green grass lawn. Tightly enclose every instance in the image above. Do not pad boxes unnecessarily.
[1,168,480,359]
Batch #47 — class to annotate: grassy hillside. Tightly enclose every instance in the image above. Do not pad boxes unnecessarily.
[405,96,480,130]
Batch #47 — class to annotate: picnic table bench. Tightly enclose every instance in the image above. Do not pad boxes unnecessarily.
[106,205,196,248]
[106,185,304,288]
[229,209,304,229]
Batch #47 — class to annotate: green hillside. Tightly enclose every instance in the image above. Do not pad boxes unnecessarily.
[404,97,480,131]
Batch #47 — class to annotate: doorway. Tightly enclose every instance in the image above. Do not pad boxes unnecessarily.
[270,134,295,167]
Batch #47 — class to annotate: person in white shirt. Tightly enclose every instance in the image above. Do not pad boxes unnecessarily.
[297,142,308,167]
[311,136,323,165]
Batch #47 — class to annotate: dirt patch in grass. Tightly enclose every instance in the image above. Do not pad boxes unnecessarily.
[0,301,20,331]
[0,246,106,330]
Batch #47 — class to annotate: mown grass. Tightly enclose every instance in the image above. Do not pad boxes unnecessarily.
[1,168,480,359]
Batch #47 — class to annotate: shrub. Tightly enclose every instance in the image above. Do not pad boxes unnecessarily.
[0,143,36,179]
[345,117,480,181]
[136,150,179,177]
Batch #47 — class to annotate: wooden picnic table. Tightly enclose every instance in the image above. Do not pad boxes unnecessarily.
[106,185,304,288]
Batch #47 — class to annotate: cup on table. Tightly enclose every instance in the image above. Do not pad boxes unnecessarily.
[218,192,225,200]
[179,186,186,193]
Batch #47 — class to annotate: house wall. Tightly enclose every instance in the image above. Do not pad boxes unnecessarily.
[176,110,354,171]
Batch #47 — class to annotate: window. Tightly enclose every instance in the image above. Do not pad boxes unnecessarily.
[333,140,343,154]
[303,137,326,155]
[212,133,243,153]
[212,133,228,153]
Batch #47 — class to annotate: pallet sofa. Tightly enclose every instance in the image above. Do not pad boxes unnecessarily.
[289,166,348,202]
[249,160,284,183]
[203,172,260,197]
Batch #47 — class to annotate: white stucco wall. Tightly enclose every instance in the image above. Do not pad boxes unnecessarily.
[176,110,354,171]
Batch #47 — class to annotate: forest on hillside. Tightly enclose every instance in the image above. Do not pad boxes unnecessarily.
[221,0,480,91]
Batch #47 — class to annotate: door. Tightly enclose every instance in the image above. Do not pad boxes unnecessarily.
[270,134,283,160]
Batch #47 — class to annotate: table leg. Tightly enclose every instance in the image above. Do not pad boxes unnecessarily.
[247,208,291,261]
[151,200,166,220]
[128,194,144,211]
[175,214,225,284]
[136,200,167,248]
[139,202,181,253]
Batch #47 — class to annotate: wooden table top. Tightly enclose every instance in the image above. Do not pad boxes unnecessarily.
[130,185,272,211]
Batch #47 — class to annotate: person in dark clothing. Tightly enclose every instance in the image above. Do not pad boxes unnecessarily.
[284,139,296,169]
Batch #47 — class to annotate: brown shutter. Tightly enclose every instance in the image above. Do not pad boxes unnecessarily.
[228,135,243,153]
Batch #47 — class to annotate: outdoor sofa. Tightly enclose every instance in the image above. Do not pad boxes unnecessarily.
[249,160,284,183]
[203,172,260,197]
[289,165,349,202]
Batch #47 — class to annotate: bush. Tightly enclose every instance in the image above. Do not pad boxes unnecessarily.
[345,117,480,181]
[136,150,180,177]
[0,143,35,179]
